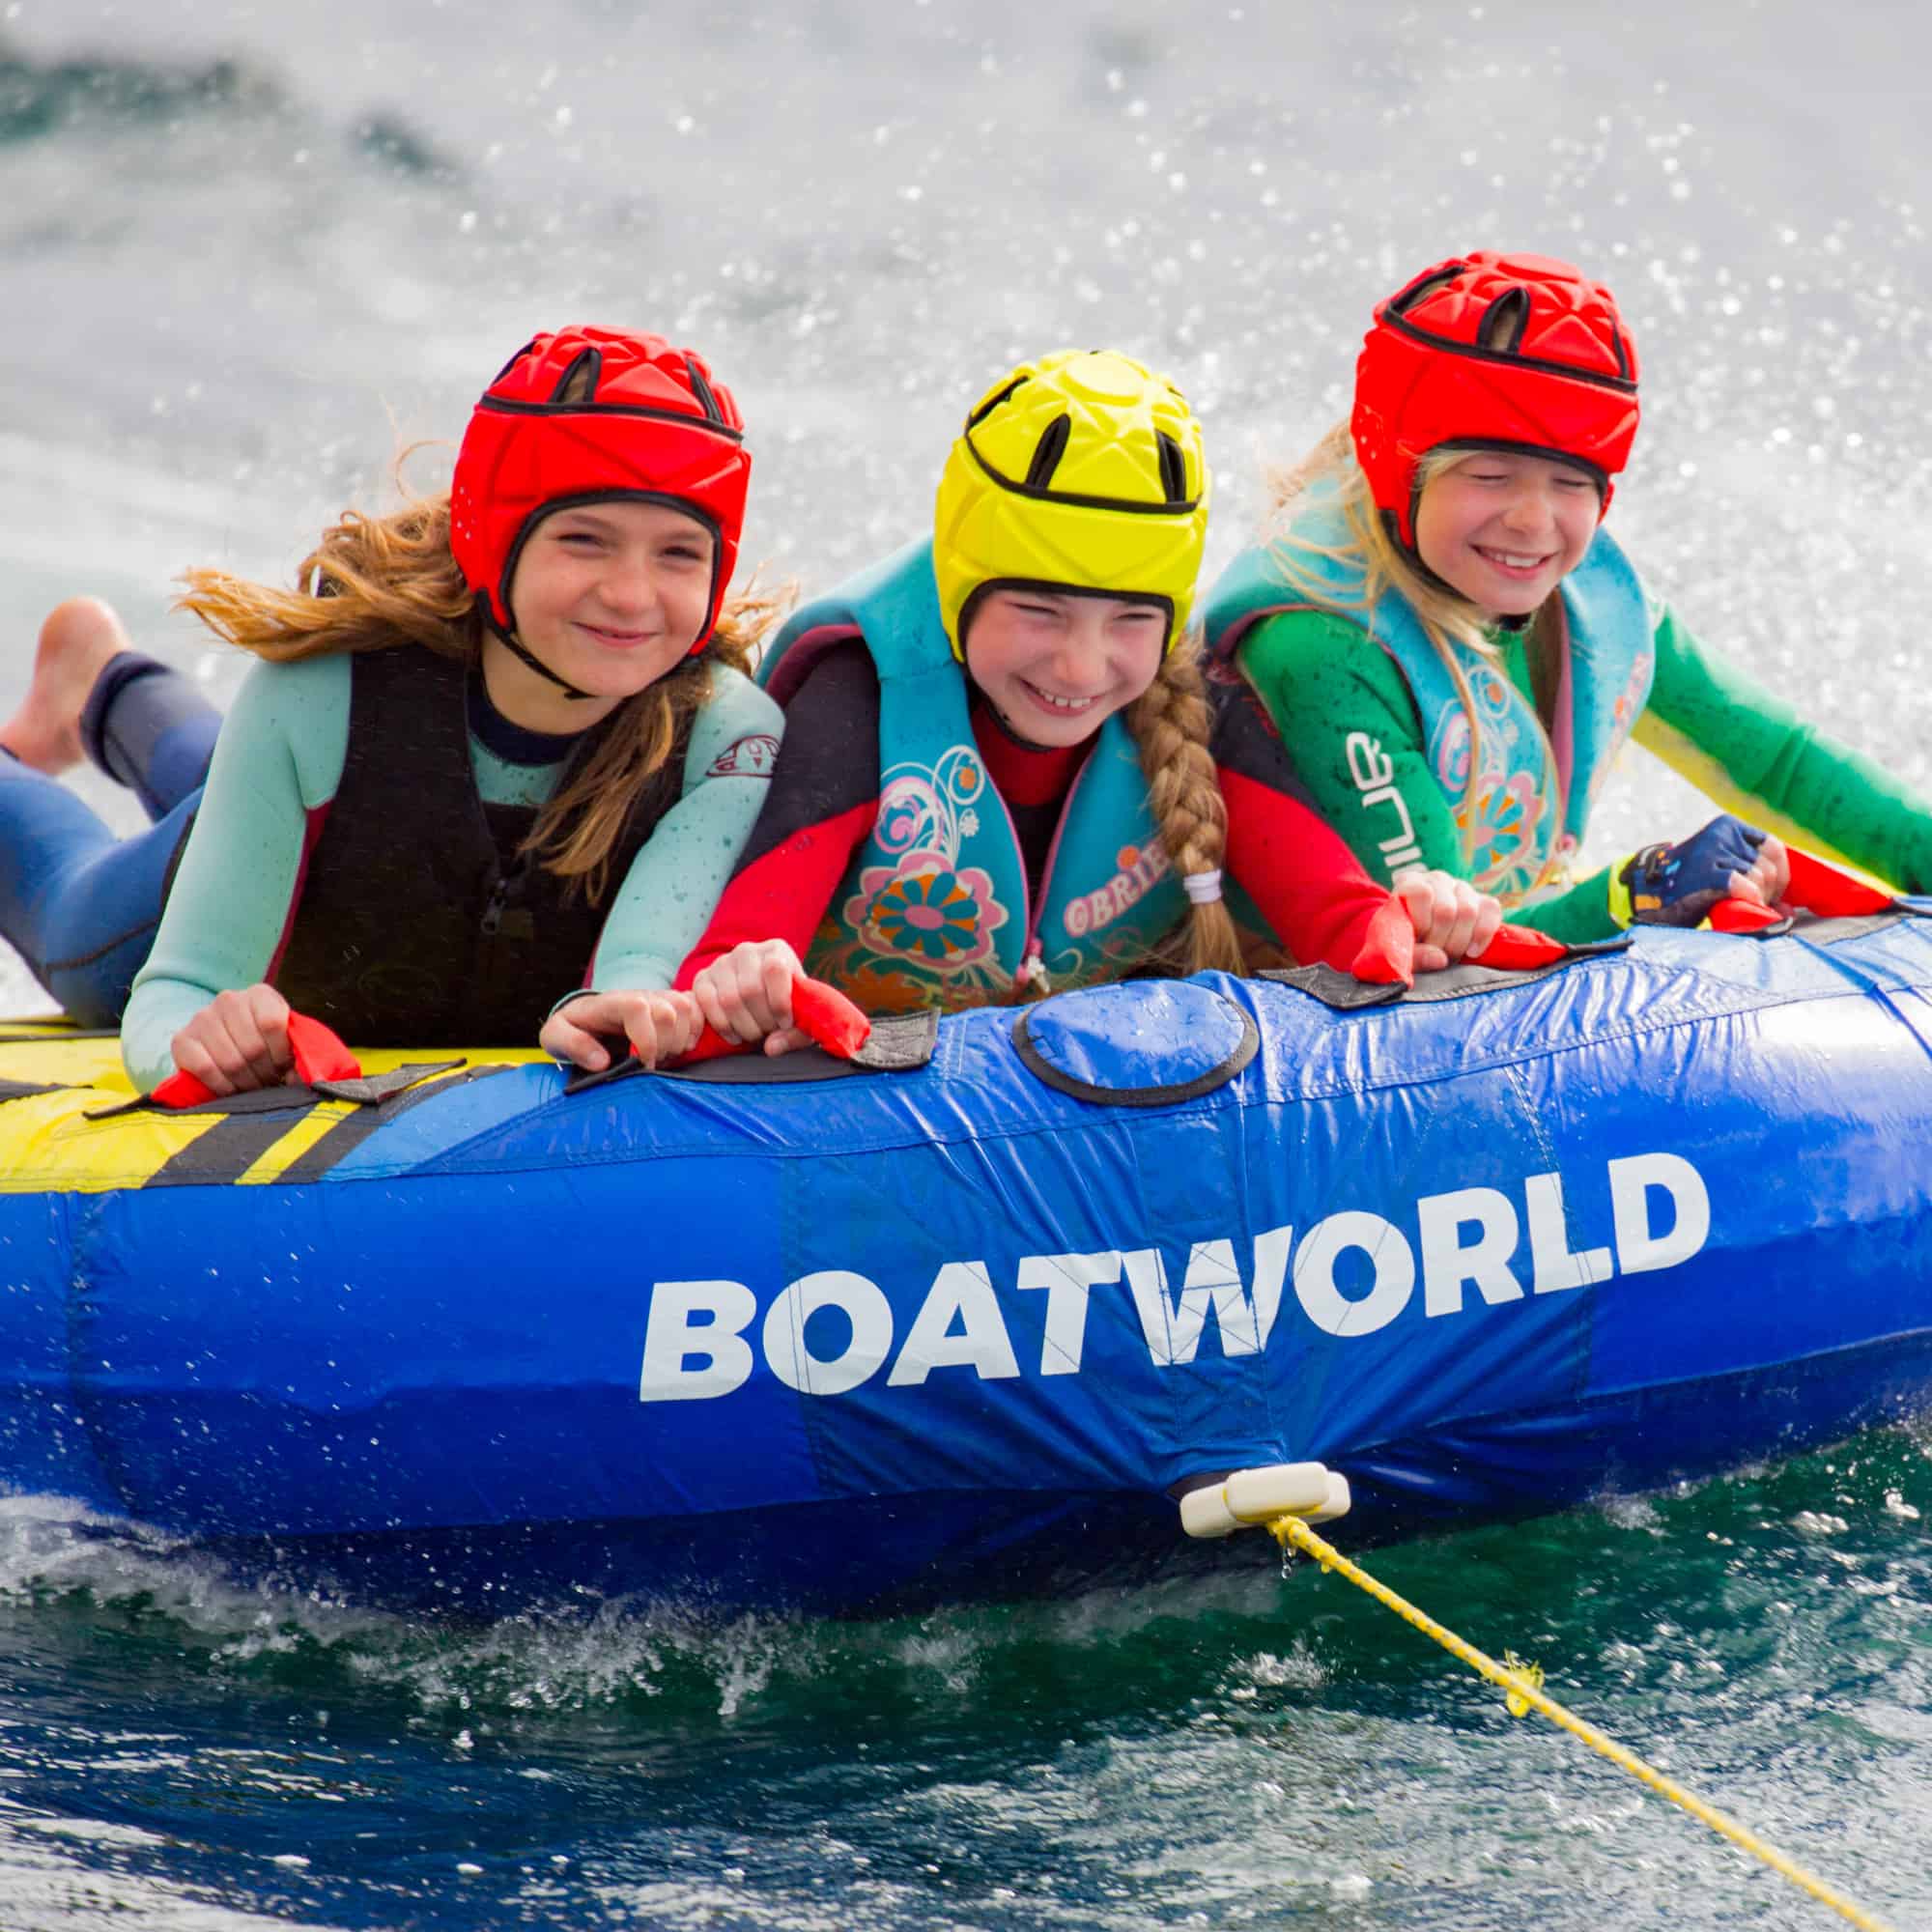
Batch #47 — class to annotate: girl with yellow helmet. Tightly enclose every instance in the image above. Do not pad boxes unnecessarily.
[676,350,1499,1049]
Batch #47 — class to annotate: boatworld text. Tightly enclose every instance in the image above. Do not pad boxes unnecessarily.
[639,1152,1708,1402]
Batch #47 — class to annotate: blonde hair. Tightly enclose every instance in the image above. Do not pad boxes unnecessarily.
[177,485,781,903]
[1121,646,1245,979]
[1264,422,1530,838]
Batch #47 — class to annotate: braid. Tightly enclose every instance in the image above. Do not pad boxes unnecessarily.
[1122,647,1245,977]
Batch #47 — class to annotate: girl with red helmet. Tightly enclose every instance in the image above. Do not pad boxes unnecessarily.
[1204,251,1932,934]
[0,327,783,1092]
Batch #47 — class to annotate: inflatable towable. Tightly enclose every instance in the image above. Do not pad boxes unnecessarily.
[2,908,1932,1616]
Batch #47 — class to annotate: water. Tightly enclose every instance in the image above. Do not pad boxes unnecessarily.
[1,1431,1927,1929]
[1,2,1929,1925]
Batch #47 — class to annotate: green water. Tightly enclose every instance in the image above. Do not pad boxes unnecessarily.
[2,1426,1925,1930]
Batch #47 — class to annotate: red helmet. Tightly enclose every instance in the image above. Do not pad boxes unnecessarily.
[449,326,751,658]
[1351,252,1640,550]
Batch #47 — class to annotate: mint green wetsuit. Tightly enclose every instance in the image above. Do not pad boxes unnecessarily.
[1236,599,1932,943]
[122,653,781,1092]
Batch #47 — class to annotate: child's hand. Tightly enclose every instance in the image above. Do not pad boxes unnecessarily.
[690,939,814,1056]
[540,989,705,1071]
[1620,817,1783,925]
[169,982,296,1095]
[1394,869,1505,971]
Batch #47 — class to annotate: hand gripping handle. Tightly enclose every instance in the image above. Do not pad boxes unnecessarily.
[151,1011,361,1109]
[670,974,872,1067]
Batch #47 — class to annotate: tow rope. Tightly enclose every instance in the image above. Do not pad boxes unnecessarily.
[1182,1465,1895,1930]
[1272,1511,1896,1932]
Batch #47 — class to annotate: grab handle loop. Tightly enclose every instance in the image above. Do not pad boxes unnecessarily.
[1705,846,1899,933]
[669,974,871,1068]
[151,1012,360,1109]
[1465,923,1571,971]
[1349,895,1416,986]
[1351,897,1577,989]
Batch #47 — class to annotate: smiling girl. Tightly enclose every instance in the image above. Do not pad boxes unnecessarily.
[0,327,782,1092]
[1204,252,1932,937]
[675,349,1497,1053]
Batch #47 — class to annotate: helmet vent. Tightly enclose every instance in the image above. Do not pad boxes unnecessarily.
[491,337,539,385]
[1608,327,1632,379]
[1478,289,1530,354]
[1389,261,1466,316]
[1025,413,1072,489]
[684,353,724,423]
[550,347,603,404]
[1157,431,1189,505]
[967,375,1029,429]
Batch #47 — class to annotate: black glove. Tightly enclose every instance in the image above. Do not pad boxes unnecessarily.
[1618,816,1768,927]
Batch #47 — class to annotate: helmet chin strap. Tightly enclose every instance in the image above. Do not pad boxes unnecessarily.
[1385,506,1459,601]
[485,612,596,703]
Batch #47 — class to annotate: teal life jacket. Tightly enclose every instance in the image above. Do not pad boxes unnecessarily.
[758,539,1189,1011]
[1202,489,1655,902]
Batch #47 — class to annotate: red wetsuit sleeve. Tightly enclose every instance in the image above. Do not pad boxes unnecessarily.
[674,803,879,984]
[674,641,883,986]
[1208,667,1388,972]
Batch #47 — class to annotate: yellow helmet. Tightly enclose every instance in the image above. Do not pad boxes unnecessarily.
[931,349,1210,660]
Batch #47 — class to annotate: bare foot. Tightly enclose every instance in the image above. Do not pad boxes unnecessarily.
[0,597,133,773]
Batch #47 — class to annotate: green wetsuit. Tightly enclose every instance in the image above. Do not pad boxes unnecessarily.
[1236,599,1932,943]
[122,653,782,1092]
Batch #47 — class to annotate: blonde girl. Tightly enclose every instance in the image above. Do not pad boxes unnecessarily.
[1205,252,1932,935]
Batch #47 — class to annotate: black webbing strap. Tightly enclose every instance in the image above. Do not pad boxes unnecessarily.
[85,1060,467,1122]
[565,1012,938,1095]
[0,1079,67,1102]
[1260,933,1633,1012]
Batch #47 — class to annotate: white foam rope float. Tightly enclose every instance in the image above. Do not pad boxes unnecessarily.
[1179,1462,1351,1539]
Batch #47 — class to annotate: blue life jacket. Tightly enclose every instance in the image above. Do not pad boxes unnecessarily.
[1203,491,1654,901]
[759,540,1188,1010]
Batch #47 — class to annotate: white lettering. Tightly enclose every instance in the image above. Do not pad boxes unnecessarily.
[1346,731,1396,792]
[763,1270,894,1396]
[1249,1224,1293,1350]
[1417,1187,1525,1316]
[1609,1152,1712,1275]
[643,1152,1713,1399]
[639,1280,758,1402]
[1122,1235,1290,1365]
[1363,785,1419,855]
[1524,1171,1614,1293]
[1065,895,1092,937]
[1293,1211,1415,1336]
[1350,743,1422,879]
[1014,1251,1121,1375]
[888,1261,1020,1385]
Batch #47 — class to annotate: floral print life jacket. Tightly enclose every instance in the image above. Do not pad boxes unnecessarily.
[759,540,1187,1013]
[1203,488,1654,904]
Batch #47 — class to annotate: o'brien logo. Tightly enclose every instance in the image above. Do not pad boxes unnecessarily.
[639,1152,1708,1403]
[1346,730,1424,877]
[1063,840,1171,938]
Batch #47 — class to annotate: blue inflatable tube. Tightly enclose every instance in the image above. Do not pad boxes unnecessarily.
[3,913,1931,1614]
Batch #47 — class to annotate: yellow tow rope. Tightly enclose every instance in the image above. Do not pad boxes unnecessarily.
[1270,1514,1897,1932]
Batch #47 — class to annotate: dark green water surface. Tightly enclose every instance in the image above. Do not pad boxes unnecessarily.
[1,1427,1925,1931]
